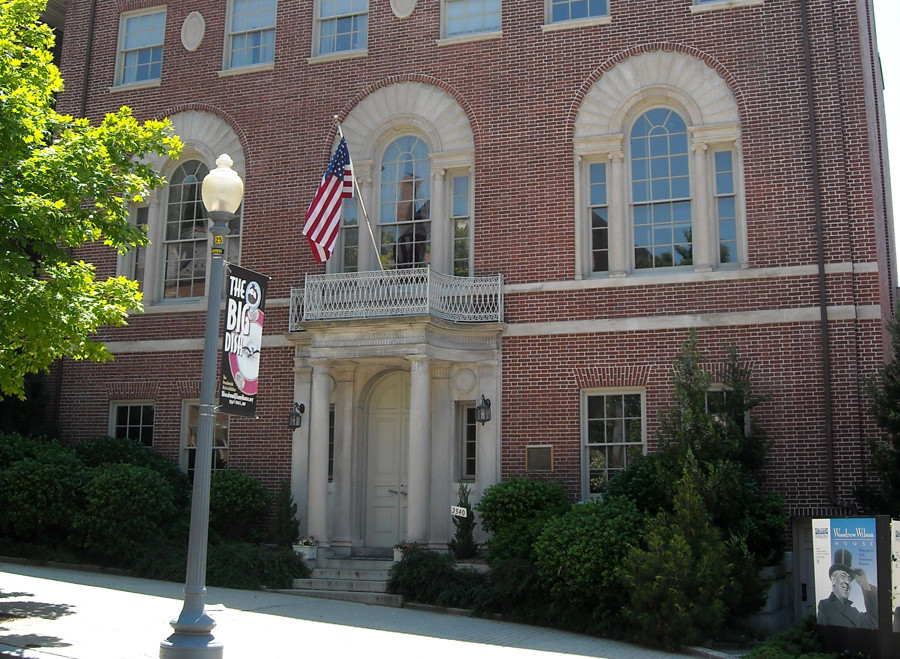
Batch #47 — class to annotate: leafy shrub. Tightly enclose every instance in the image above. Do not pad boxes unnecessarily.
[0,431,79,469]
[476,477,570,563]
[209,468,270,543]
[0,458,88,541]
[471,556,550,621]
[534,496,643,609]
[206,542,309,590]
[449,482,478,559]
[745,617,837,659]
[386,546,484,608]
[271,480,300,547]
[622,458,731,650]
[74,435,190,506]
[73,463,176,566]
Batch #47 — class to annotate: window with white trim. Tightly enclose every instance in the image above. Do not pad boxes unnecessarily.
[459,403,477,480]
[444,0,500,39]
[379,136,432,269]
[316,0,368,56]
[115,8,165,86]
[582,390,645,498]
[226,0,277,69]
[161,160,242,301]
[579,108,743,277]
[631,109,692,269]
[333,145,472,276]
[181,400,230,482]
[110,402,155,447]
[574,51,745,279]
[548,0,608,23]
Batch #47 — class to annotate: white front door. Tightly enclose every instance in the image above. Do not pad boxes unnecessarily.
[365,372,410,547]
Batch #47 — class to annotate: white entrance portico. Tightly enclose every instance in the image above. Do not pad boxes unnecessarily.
[287,313,502,556]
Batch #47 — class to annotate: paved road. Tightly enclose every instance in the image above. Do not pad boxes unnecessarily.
[0,561,719,659]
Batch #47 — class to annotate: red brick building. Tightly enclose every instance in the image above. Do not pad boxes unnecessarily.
[52,0,894,580]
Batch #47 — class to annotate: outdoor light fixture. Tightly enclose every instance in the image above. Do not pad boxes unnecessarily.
[475,394,492,425]
[287,402,306,430]
[161,154,243,659]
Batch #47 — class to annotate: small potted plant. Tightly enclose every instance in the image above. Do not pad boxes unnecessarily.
[392,541,406,562]
[293,536,318,561]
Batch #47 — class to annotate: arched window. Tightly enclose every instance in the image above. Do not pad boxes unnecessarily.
[379,136,431,269]
[159,160,242,300]
[630,109,692,269]
[574,51,745,279]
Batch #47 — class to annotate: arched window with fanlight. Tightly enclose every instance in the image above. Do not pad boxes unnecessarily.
[161,159,242,300]
[630,108,692,270]
[379,136,431,269]
[573,50,745,280]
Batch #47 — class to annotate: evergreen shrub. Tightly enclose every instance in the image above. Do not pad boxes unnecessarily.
[73,463,176,566]
[0,458,88,541]
[74,435,190,506]
[206,542,309,590]
[272,480,300,547]
[449,482,478,559]
[622,457,730,650]
[533,496,643,609]
[475,477,570,564]
[386,546,484,608]
[209,468,270,542]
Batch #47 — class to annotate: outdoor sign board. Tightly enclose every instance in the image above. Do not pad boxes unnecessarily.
[812,517,894,658]
[219,264,269,417]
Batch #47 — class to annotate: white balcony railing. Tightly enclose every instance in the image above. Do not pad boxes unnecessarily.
[289,267,503,330]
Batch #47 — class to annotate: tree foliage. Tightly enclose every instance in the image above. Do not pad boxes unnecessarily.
[857,307,900,515]
[0,0,181,398]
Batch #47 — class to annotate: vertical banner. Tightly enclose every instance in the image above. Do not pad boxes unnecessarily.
[219,264,269,417]
[893,520,900,632]
[813,518,878,629]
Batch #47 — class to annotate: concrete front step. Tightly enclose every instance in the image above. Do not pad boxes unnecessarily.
[289,557,398,603]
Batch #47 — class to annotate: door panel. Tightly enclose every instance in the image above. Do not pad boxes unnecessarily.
[365,372,409,547]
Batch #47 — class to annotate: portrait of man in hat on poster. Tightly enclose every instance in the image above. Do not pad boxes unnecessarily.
[817,548,878,629]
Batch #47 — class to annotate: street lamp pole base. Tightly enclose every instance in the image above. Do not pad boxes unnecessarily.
[160,634,223,659]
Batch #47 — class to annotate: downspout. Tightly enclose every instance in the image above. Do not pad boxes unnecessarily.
[799,0,851,511]
[80,0,98,117]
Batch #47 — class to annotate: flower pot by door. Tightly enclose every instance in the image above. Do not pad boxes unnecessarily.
[293,545,317,561]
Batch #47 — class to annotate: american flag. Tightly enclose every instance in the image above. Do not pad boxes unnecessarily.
[302,137,353,262]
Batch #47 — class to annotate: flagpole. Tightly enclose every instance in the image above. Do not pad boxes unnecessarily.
[334,116,383,271]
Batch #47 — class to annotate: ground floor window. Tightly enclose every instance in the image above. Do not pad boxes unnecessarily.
[110,402,155,447]
[458,402,477,480]
[582,390,645,498]
[181,400,229,482]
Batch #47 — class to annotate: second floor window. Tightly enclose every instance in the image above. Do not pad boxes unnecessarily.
[549,0,608,23]
[317,0,368,56]
[631,109,692,270]
[228,0,277,69]
[116,9,165,85]
[162,160,242,300]
[380,136,431,269]
[445,0,500,38]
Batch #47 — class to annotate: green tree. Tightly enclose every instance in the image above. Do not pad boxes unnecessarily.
[0,0,181,398]
[857,308,900,515]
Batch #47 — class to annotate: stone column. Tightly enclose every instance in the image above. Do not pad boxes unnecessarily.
[607,148,627,277]
[406,356,431,543]
[290,358,313,537]
[307,359,331,545]
[331,366,356,553]
[691,139,712,272]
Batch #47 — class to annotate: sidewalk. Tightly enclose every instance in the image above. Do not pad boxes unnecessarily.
[0,561,735,659]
